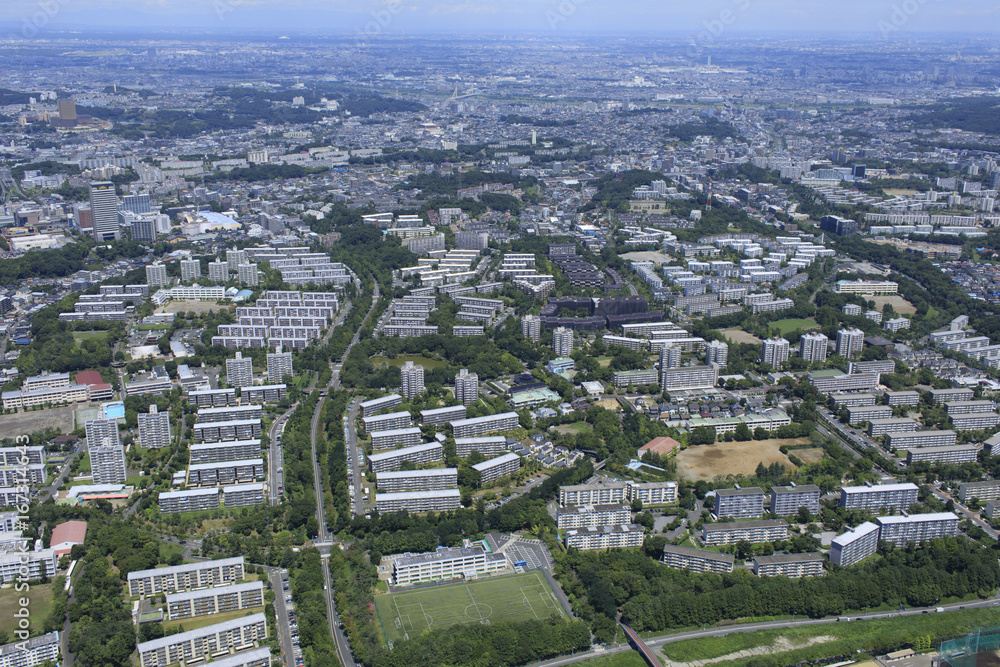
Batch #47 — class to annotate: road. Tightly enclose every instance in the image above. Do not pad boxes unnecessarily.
[928,485,1000,541]
[36,449,80,502]
[266,567,297,667]
[531,598,1000,667]
[268,405,296,505]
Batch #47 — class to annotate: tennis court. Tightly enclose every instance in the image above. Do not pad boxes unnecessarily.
[375,570,565,644]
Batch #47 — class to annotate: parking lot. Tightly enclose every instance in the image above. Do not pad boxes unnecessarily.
[485,532,555,571]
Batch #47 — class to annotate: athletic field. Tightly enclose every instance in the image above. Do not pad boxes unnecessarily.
[374,571,566,643]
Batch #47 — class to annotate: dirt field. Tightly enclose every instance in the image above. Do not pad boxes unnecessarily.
[0,405,77,440]
[722,329,762,345]
[675,438,809,481]
[621,251,672,266]
[794,447,826,465]
[594,398,621,411]
[156,300,234,315]
[869,295,917,315]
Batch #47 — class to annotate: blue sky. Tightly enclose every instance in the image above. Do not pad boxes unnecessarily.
[0,0,996,35]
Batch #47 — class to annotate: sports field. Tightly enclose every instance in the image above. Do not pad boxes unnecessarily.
[375,571,565,643]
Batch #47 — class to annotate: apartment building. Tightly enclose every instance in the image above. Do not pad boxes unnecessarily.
[266,348,293,384]
[830,522,880,567]
[836,328,865,358]
[0,549,57,585]
[166,581,264,620]
[929,388,975,404]
[660,365,718,391]
[702,519,789,546]
[556,504,632,530]
[90,443,126,485]
[454,369,479,405]
[391,545,507,586]
[159,488,220,513]
[839,483,919,513]
[885,390,921,406]
[906,445,979,466]
[0,633,60,667]
[450,412,519,438]
[368,442,443,473]
[375,489,462,513]
[241,384,287,404]
[886,430,958,449]
[127,557,245,597]
[868,418,918,438]
[359,394,403,417]
[136,613,267,667]
[808,372,879,394]
[628,481,678,506]
[454,436,506,458]
[660,545,735,574]
[847,360,896,376]
[420,405,466,426]
[832,393,877,408]
[223,484,266,508]
[799,332,828,363]
[752,553,825,578]
[225,352,253,388]
[190,388,238,408]
[472,453,520,485]
[564,524,645,550]
[0,447,44,466]
[197,405,264,423]
[958,480,1000,503]
[613,369,660,389]
[362,411,412,433]
[769,484,821,516]
[370,427,423,451]
[189,440,262,465]
[951,413,1000,431]
[560,482,629,507]
[846,405,893,425]
[192,419,262,442]
[714,487,766,519]
[945,400,998,415]
[876,512,959,545]
[375,468,458,493]
[138,405,171,449]
[187,459,264,487]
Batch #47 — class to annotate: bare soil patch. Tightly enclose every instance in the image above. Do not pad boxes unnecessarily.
[675,438,809,481]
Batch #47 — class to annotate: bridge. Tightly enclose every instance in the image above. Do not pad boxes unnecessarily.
[621,623,665,667]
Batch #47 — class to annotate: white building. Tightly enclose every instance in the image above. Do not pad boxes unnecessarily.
[400,361,425,399]
[391,545,507,586]
[138,404,171,449]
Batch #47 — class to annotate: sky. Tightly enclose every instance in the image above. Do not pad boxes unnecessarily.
[0,0,997,36]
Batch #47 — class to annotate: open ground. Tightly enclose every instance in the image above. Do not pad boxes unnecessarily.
[721,329,761,345]
[374,571,565,644]
[674,438,809,481]
[869,295,917,315]
[156,300,234,315]
[0,584,53,636]
[620,251,672,266]
[0,405,76,440]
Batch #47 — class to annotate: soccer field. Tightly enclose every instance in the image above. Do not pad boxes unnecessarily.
[375,571,566,644]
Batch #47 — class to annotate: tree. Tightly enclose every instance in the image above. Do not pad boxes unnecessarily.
[796,506,812,524]
[734,423,752,441]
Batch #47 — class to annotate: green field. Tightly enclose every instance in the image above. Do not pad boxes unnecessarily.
[0,584,53,636]
[770,318,819,335]
[577,652,646,667]
[375,571,566,644]
[72,330,109,343]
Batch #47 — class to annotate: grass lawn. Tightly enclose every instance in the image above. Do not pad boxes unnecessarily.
[553,421,593,436]
[659,606,1000,665]
[374,571,566,644]
[158,541,185,562]
[577,653,646,667]
[162,606,265,633]
[0,584,53,636]
[596,356,613,367]
[72,330,108,343]
[769,318,819,335]
[77,453,91,474]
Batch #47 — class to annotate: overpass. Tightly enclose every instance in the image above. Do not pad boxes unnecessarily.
[621,623,665,667]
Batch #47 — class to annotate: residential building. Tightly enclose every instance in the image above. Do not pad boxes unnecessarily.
[958,480,1000,503]
[808,371,879,394]
[223,484,265,508]
[166,581,264,620]
[660,545,734,574]
[472,453,520,485]
[187,459,264,486]
[760,337,790,369]
[266,347,293,384]
[929,388,974,404]
[145,263,169,289]
[454,436,506,458]
[180,259,201,281]
[885,390,921,406]
[90,442,126,484]
[627,481,678,506]
[85,418,119,450]
[564,524,645,550]
[884,317,910,333]
[836,328,865,358]
[848,360,896,376]
[241,384,287,403]
[833,280,898,295]
[370,427,422,451]
[752,553,825,578]
[868,418,918,438]
[0,549,57,585]
[127,557,245,597]
[454,369,479,406]
[0,633,60,667]
[951,413,1000,431]
[876,513,959,545]
[839,483,919,513]
[375,488,462,513]
[702,519,788,545]
[660,344,681,370]
[522,315,541,342]
[830,522,880,567]
[362,411,412,433]
[368,442,444,473]
[553,327,574,357]
[208,260,229,282]
[136,613,266,667]
[450,412,519,438]
[799,332,828,363]
[886,430,958,449]
[769,484,821,516]
[375,468,458,493]
[714,487,766,519]
[89,181,119,241]
[560,482,629,507]
[905,445,979,466]
[138,404,171,449]
[391,545,507,586]
[420,405,466,426]
[660,365,718,391]
[192,419,263,442]
[556,504,632,529]
[846,405,893,424]
[159,488,220,513]
[226,352,253,388]
[400,361,425,399]
[238,263,259,286]
[706,339,729,366]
